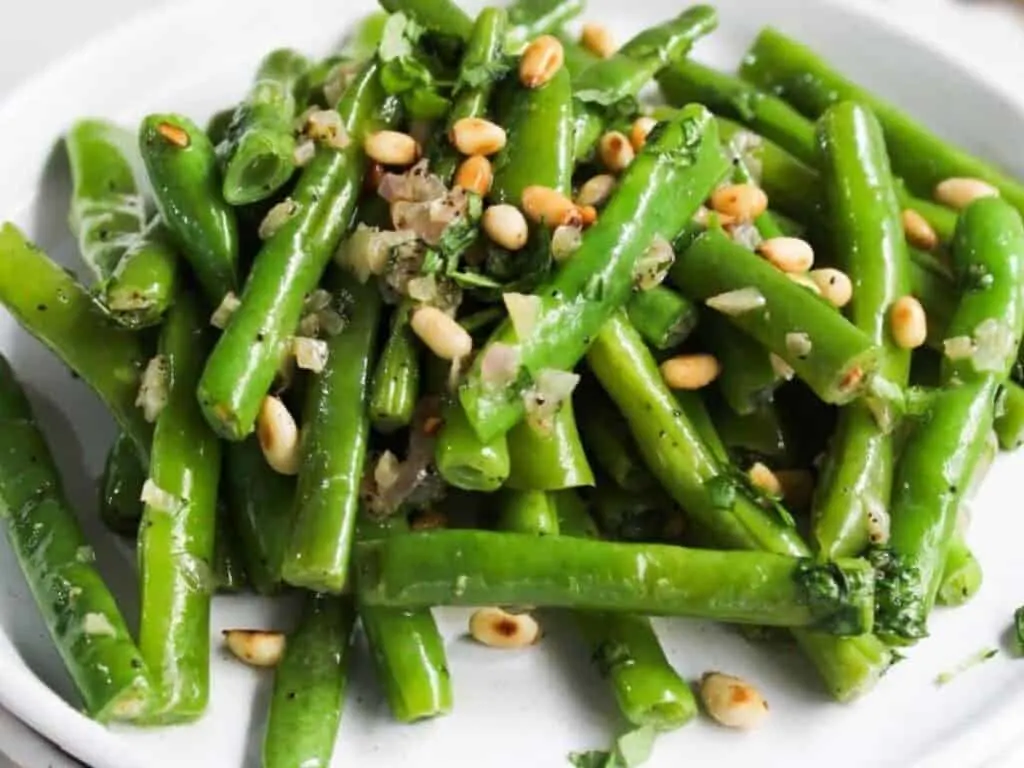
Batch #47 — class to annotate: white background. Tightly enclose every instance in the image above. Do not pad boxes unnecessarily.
[1,0,1024,766]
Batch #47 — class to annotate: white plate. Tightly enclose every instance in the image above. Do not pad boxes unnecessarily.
[2,1,1024,766]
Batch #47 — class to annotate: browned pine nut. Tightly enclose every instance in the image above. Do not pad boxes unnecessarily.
[660,354,721,390]
[522,185,579,226]
[223,630,286,668]
[758,237,814,273]
[411,306,473,360]
[599,131,635,173]
[890,295,928,349]
[157,122,190,148]
[700,672,769,730]
[576,174,616,208]
[470,607,540,648]
[519,35,564,88]
[364,130,420,166]
[482,204,529,251]
[901,209,939,251]
[630,117,658,151]
[748,462,782,497]
[450,117,507,157]
[580,22,616,58]
[257,396,301,476]
[934,177,999,210]
[808,268,853,308]
[710,183,768,223]
[454,155,494,196]
[579,205,598,227]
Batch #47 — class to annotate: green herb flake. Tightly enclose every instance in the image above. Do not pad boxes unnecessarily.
[935,647,999,686]
[705,475,737,510]
[567,725,657,768]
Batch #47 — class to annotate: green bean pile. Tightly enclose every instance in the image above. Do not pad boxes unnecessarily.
[2,0,1024,763]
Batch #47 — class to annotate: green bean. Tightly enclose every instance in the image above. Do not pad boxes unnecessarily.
[461,105,729,442]
[996,381,1024,451]
[139,114,239,304]
[370,313,420,434]
[282,272,379,594]
[137,289,221,722]
[556,31,600,80]
[218,49,309,205]
[66,119,178,327]
[0,224,152,459]
[937,534,982,608]
[506,399,594,491]
[626,285,698,351]
[577,387,656,492]
[212,505,247,593]
[0,354,151,722]
[436,400,511,491]
[99,433,146,537]
[498,489,560,535]
[674,228,879,404]
[378,0,474,41]
[198,61,395,440]
[206,109,235,146]
[223,438,295,596]
[698,311,781,416]
[263,594,356,768]
[506,0,585,51]
[710,399,792,466]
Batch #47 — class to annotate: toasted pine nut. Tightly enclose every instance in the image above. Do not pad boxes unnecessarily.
[901,209,939,251]
[700,672,769,730]
[411,306,473,361]
[630,117,658,151]
[576,174,616,208]
[710,184,768,223]
[580,22,616,58]
[748,462,782,497]
[363,130,420,166]
[598,131,635,173]
[787,272,822,295]
[257,396,301,476]
[522,185,579,226]
[157,122,190,148]
[455,155,493,196]
[223,630,286,668]
[579,205,598,227]
[808,268,853,308]
[482,204,529,251]
[519,35,564,88]
[934,177,999,210]
[890,295,928,349]
[409,508,448,531]
[775,469,815,509]
[469,607,540,648]
[660,354,720,390]
[758,236,814,273]
[450,117,507,157]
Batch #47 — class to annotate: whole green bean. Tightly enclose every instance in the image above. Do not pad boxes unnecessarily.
[206,109,235,146]
[461,106,729,442]
[577,387,656,492]
[137,290,221,722]
[0,354,152,722]
[357,530,875,632]
[0,224,152,459]
[99,433,146,537]
[436,400,511,491]
[282,272,379,594]
[811,102,912,559]
[212,505,248,593]
[66,119,178,327]
[711,399,792,466]
[937,433,992,607]
[378,0,473,41]
[223,438,295,595]
[198,61,395,440]
[740,28,1024,212]
[674,229,879,404]
[996,381,1024,450]
[588,312,891,700]
[674,389,730,464]
[370,314,420,434]
[506,0,585,51]
[699,312,781,416]
[218,49,310,205]
[556,32,600,80]
[139,114,239,304]
[506,397,594,491]
[498,489,560,535]
[626,285,698,351]
[263,594,356,768]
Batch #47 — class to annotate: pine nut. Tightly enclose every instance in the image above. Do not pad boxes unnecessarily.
[700,672,769,730]
[522,185,578,226]
[469,607,540,648]
[450,117,507,157]
[223,630,286,668]
[519,35,564,88]
[710,184,768,222]
[156,122,190,148]
[660,354,720,390]
[455,155,493,196]
[758,236,814,273]
[257,395,301,476]
[363,130,420,166]
[748,462,782,497]
[482,204,529,251]
[630,117,658,151]
[775,469,815,509]
[890,295,928,349]
[901,209,938,251]
[411,306,473,360]
[934,177,999,210]
[576,174,616,208]
[598,131,635,173]
[580,22,616,58]
[808,268,853,308]
[787,272,822,295]
[579,205,598,227]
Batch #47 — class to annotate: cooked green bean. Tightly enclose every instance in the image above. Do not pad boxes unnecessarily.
[99,433,146,537]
